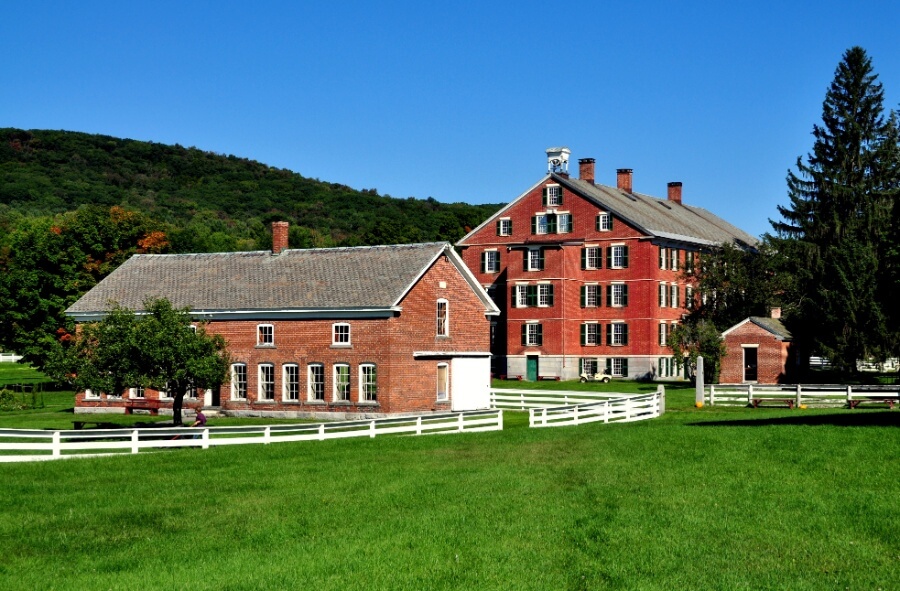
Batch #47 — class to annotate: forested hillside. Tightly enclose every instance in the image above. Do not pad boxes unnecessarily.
[0,128,502,366]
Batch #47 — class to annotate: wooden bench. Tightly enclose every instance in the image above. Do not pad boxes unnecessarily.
[124,399,162,415]
[848,397,897,409]
[538,375,561,381]
[751,398,795,409]
[497,375,523,381]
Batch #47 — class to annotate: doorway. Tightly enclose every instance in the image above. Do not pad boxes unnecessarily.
[526,355,539,381]
[743,347,758,382]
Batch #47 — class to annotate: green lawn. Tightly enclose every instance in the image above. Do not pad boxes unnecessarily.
[0,382,897,590]
[0,361,51,386]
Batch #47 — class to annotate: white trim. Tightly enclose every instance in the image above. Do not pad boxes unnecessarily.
[413,351,492,358]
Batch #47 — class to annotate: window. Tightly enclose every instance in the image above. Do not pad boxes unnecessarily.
[481,250,500,273]
[670,284,680,308]
[496,218,512,236]
[231,364,247,400]
[533,213,556,235]
[360,364,377,402]
[257,324,274,346]
[607,322,628,346]
[283,364,299,401]
[129,386,145,399]
[334,364,350,401]
[84,389,99,399]
[686,286,695,310]
[158,383,171,400]
[582,246,602,270]
[513,284,528,307]
[486,284,497,304]
[543,184,562,206]
[608,245,628,269]
[659,323,668,346]
[258,364,275,400]
[308,364,325,401]
[608,283,628,307]
[671,249,680,271]
[538,284,553,307]
[580,323,600,346]
[332,323,351,346]
[608,357,628,378]
[490,321,497,347]
[686,251,696,274]
[522,323,542,347]
[659,283,668,307]
[557,213,572,233]
[436,299,449,337]
[581,358,598,376]
[596,212,613,231]
[437,363,449,401]
[581,284,601,307]
[525,248,544,271]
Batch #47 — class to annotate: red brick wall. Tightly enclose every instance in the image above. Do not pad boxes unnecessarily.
[720,322,791,384]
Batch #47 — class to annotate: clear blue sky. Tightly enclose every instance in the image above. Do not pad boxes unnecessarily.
[4,1,900,238]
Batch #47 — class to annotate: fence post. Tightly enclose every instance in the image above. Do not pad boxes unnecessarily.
[370,420,376,438]
[604,400,610,423]
[52,431,61,458]
[416,415,422,435]
[795,384,802,408]
[520,391,525,410]
[747,383,754,406]
[696,356,705,405]
[497,409,503,430]
[202,428,209,450]
[131,429,139,454]
[458,413,464,432]
[574,405,580,426]
[710,384,716,406]
[658,386,666,415]
[528,408,535,428]
[264,426,271,444]
[846,384,853,405]
[318,423,325,441]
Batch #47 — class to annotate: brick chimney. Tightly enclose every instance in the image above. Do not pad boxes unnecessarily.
[272,221,289,254]
[578,158,596,184]
[616,169,633,193]
[667,182,683,204]
[771,307,782,320]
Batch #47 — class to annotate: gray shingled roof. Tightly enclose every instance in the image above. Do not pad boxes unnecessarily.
[748,317,793,340]
[554,174,758,247]
[67,242,461,317]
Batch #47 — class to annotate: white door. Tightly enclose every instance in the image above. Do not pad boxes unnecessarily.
[450,357,490,411]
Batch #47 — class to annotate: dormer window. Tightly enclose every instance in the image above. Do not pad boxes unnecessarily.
[596,212,613,231]
[543,184,562,207]
[496,218,512,236]
[257,324,274,346]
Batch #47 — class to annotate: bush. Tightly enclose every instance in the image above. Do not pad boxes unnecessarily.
[0,389,26,411]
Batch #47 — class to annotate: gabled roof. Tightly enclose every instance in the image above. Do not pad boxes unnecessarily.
[722,316,793,341]
[66,242,500,321]
[458,173,758,248]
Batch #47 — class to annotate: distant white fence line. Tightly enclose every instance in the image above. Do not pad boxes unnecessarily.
[706,384,900,408]
[0,353,23,363]
[490,387,665,428]
[0,409,503,463]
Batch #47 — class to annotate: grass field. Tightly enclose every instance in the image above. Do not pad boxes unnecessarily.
[0,382,897,590]
[0,361,51,386]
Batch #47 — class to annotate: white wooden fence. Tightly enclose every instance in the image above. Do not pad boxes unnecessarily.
[490,387,665,428]
[706,384,900,408]
[0,353,23,363]
[0,409,503,462]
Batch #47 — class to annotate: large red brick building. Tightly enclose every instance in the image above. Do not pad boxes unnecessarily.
[457,147,757,381]
[66,229,499,417]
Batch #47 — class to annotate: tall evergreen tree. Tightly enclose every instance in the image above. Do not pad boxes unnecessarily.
[771,47,898,374]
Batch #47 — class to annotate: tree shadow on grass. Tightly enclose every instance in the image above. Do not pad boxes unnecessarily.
[689,411,899,428]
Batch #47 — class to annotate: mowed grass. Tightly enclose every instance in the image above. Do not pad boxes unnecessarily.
[0,361,51,386]
[0,383,897,590]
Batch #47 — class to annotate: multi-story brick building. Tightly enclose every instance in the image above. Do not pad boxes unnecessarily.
[66,227,500,417]
[457,147,757,381]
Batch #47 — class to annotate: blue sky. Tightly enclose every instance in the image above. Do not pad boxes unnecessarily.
[4,1,900,238]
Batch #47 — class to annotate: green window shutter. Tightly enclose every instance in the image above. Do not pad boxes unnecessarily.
[622,246,629,268]
[606,247,612,268]
[606,323,612,345]
[623,324,629,346]
[508,220,512,235]
[521,324,527,346]
[606,358,612,374]
[622,285,629,307]
[511,286,518,308]
[606,285,612,307]
[579,358,584,374]
[537,249,545,270]
[558,187,563,206]
[621,358,628,376]
[580,285,586,308]
[547,214,557,234]
[595,215,601,232]
[609,216,614,230]
[526,286,537,307]
[496,220,502,236]
[547,285,554,306]
[581,248,587,270]
[659,247,664,269]
[580,324,586,346]
[536,324,543,346]
[531,216,537,235]
[523,249,529,269]
[598,286,604,307]
[542,187,547,207]
[480,252,486,274]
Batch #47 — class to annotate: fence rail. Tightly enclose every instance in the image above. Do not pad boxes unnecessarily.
[0,409,503,462]
[706,384,900,408]
[489,387,665,428]
[0,354,23,363]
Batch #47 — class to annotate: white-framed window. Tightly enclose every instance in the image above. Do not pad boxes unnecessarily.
[581,322,600,346]
[283,364,299,401]
[582,284,600,307]
[610,245,628,269]
[514,284,529,307]
[670,284,680,308]
[257,324,274,346]
[332,323,351,346]
[526,248,544,271]
[686,251,696,274]
[545,184,562,206]
[671,249,680,271]
[686,286,695,310]
[659,323,668,346]
[659,283,668,307]
[84,389,99,399]
[497,218,512,236]
[360,364,377,402]
[538,284,553,307]
[535,213,550,235]
[596,212,612,231]
[609,322,628,346]
[581,358,598,376]
[258,364,275,401]
[610,283,628,307]
[308,364,325,401]
[557,213,572,233]
[128,386,145,399]
[436,299,449,337]
[610,357,627,377]
[583,246,602,270]
[659,247,668,270]
[523,322,542,347]
[334,363,350,402]
[436,363,449,401]
[231,364,247,400]
[482,249,500,273]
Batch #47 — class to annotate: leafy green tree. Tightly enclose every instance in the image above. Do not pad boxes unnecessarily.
[669,320,726,384]
[770,47,899,374]
[51,298,230,425]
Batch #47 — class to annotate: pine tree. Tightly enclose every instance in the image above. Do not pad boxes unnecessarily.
[771,47,897,374]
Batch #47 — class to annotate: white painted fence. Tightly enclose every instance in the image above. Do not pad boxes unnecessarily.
[490,387,665,428]
[0,353,23,363]
[706,384,900,408]
[0,409,503,462]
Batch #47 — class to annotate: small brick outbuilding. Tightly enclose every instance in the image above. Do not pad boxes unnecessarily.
[719,310,793,384]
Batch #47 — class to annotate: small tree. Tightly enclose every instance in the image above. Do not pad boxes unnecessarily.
[669,320,726,384]
[57,298,230,425]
